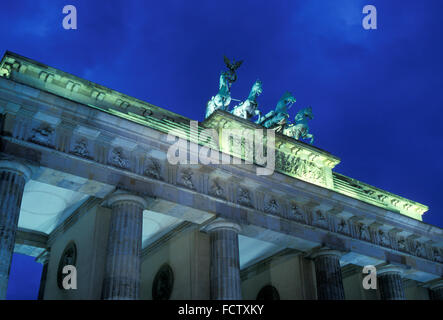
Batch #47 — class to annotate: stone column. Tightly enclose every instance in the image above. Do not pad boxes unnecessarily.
[0,160,31,300]
[206,219,242,300]
[429,280,443,300]
[101,191,147,300]
[312,249,345,300]
[377,265,405,300]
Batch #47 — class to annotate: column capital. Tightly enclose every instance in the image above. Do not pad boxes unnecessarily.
[310,248,344,260]
[377,264,406,300]
[0,160,32,181]
[377,264,405,277]
[106,190,148,208]
[204,218,241,233]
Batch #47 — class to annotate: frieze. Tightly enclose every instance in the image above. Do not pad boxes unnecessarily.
[336,218,350,235]
[413,241,426,258]
[109,147,129,169]
[29,123,55,147]
[432,248,443,263]
[180,169,195,190]
[237,187,252,207]
[71,138,90,158]
[312,210,329,229]
[357,223,371,242]
[264,199,279,214]
[397,237,407,252]
[289,203,305,222]
[376,229,391,247]
[275,151,325,187]
[144,158,162,180]
[209,179,225,199]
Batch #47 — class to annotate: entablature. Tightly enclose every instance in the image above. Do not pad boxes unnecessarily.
[0,79,441,273]
[0,52,440,278]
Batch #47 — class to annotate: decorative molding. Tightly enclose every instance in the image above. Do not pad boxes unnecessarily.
[289,203,306,222]
[209,179,225,199]
[0,160,32,181]
[377,265,405,276]
[109,147,129,169]
[144,157,162,180]
[29,123,54,147]
[105,189,148,208]
[336,217,350,235]
[312,209,328,229]
[203,218,242,233]
[180,169,195,190]
[333,173,427,220]
[264,199,279,214]
[237,187,252,207]
[275,151,325,187]
[71,138,90,158]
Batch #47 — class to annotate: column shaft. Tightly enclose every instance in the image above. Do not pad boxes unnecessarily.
[102,195,145,300]
[313,251,345,300]
[0,164,29,299]
[377,267,405,300]
[208,221,242,300]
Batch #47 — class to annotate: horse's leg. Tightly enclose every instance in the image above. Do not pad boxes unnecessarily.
[205,99,214,118]
[307,133,314,144]
[256,110,262,122]
[295,130,300,140]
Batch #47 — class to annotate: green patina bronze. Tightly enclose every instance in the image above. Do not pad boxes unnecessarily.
[256,91,296,132]
[205,56,243,119]
[283,106,314,144]
[230,79,262,121]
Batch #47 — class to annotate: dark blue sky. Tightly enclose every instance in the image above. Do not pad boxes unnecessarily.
[2,0,443,299]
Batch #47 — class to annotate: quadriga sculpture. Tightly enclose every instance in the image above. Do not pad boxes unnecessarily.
[256,91,296,131]
[283,106,314,144]
[230,79,263,121]
[205,56,243,119]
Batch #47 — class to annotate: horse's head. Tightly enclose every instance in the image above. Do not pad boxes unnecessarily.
[275,91,296,113]
[250,79,263,98]
[295,106,314,122]
[282,91,296,105]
